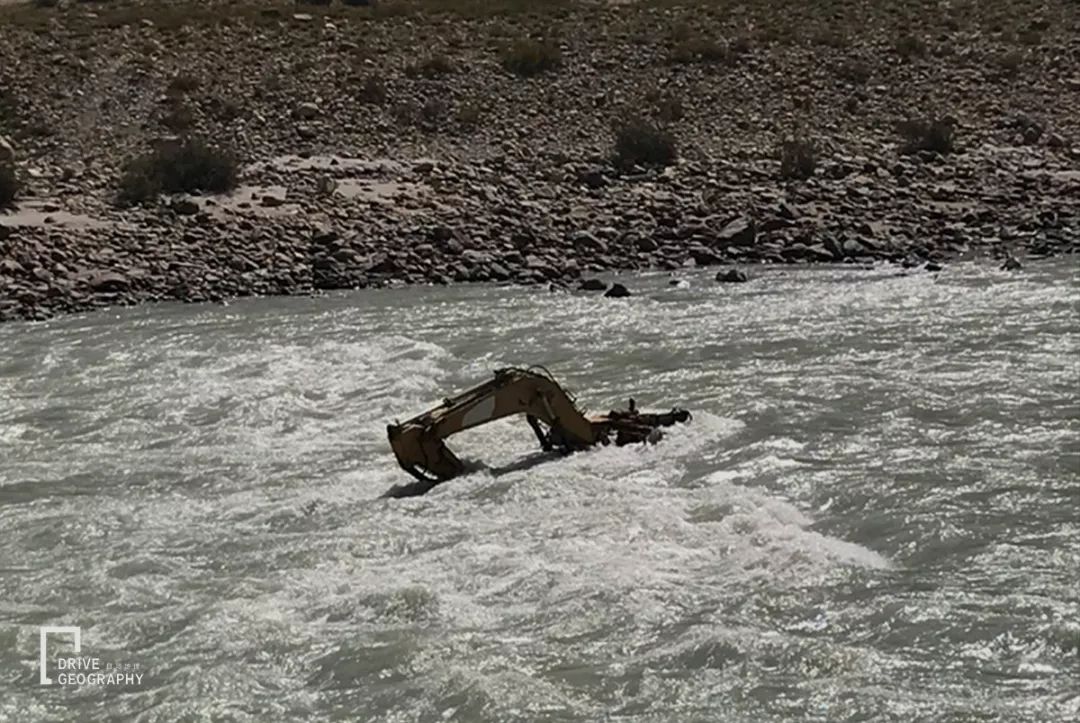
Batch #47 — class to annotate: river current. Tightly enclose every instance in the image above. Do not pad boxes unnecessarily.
[1,263,1077,722]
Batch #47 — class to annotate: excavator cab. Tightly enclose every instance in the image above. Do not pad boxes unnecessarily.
[385,367,690,497]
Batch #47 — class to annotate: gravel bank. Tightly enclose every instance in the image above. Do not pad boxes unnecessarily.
[1,0,1077,321]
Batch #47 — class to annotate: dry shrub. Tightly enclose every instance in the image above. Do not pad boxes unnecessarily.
[836,58,871,84]
[898,118,956,155]
[612,117,677,169]
[995,50,1024,77]
[778,138,817,180]
[0,164,18,209]
[405,54,454,79]
[455,101,484,130]
[644,86,684,123]
[119,138,239,204]
[669,36,733,65]
[501,38,562,77]
[358,74,388,104]
[895,34,928,59]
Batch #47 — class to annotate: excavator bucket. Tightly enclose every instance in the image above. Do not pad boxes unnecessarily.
[384,367,690,497]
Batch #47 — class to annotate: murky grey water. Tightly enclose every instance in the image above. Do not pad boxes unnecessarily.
[1,263,1078,722]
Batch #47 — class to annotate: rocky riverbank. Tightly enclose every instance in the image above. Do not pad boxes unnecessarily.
[1,0,1078,322]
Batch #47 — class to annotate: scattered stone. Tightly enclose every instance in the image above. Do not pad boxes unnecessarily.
[635,235,659,252]
[294,102,320,121]
[78,270,129,293]
[578,167,607,189]
[716,268,749,283]
[171,198,200,216]
[924,261,944,272]
[1001,255,1023,271]
[603,282,631,298]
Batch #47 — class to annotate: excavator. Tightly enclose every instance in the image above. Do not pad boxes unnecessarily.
[384,366,691,497]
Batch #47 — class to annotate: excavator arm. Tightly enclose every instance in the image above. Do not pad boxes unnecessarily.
[385,367,690,495]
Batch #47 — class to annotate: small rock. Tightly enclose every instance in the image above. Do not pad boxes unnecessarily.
[261,195,285,208]
[578,167,607,189]
[924,261,943,272]
[570,230,606,255]
[294,102,320,121]
[1022,125,1042,145]
[635,235,659,252]
[842,238,865,257]
[1001,256,1023,271]
[716,268,749,283]
[604,282,631,298]
[172,198,200,216]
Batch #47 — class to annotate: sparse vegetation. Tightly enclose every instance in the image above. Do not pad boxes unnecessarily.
[405,54,454,79]
[0,88,18,132]
[391,100,419,126]
[160,100,195,132]
[669,36,733,65]
[0,164,18,209]
[419,98,447,129]
[501,39,562,77]
[118,138,239,205]
[357,74,388,105]
[455,101,484,130]
[205,96,242,123]
[811,28,849,49]
[995,49,1024,78]
[612,117,677,169]
[894,33,927,59]
[644,86,684,123]
[898,118,956,155]
[1017,29,1042,46]
[728,35,753,57]
[166,73,201,95]
[836,58,871,84]
[778,137,817,180]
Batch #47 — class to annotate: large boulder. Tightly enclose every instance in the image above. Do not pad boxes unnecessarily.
[604,282,632,298]
[0,135,14,167]
[78,269,130,293]
[715,216,757,247]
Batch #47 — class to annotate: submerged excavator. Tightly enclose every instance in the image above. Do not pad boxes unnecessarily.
[384,366,691,497]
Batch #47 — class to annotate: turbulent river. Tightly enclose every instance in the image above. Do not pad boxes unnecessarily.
[1,263,1077,722]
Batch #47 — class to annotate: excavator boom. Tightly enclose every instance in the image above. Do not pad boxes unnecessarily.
[385,367,690,497]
